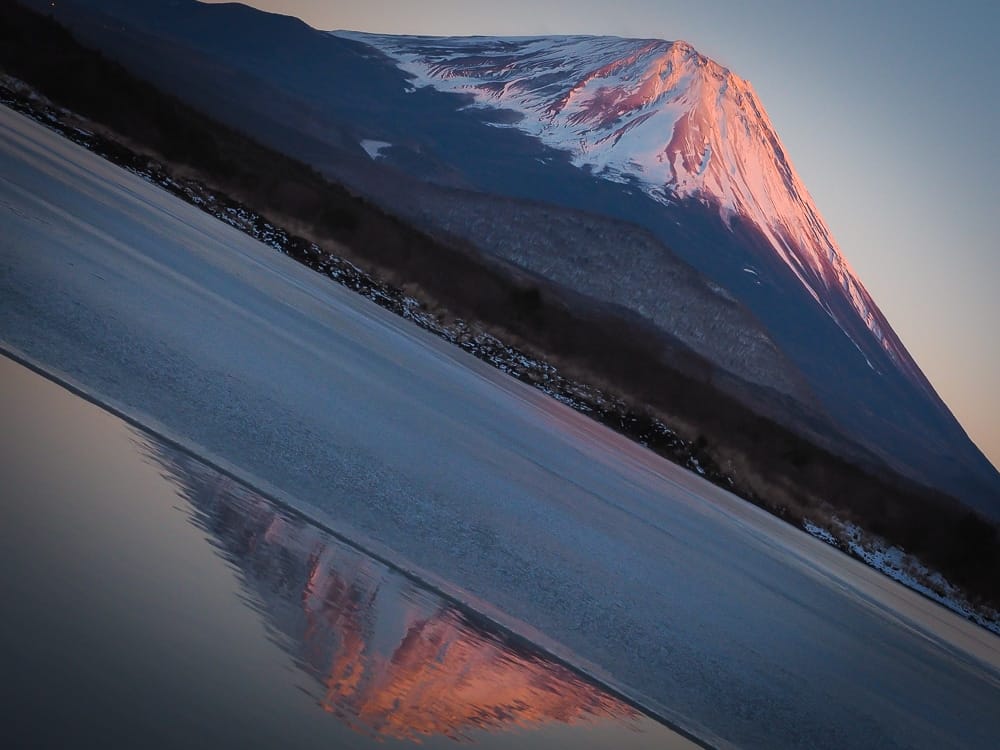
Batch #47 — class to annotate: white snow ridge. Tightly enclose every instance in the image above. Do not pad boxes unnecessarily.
[336,31,925,389]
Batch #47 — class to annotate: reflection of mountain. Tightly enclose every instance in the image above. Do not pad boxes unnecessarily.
[145,441,636,743]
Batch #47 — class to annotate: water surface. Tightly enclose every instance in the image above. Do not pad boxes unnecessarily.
[0,354,695,749]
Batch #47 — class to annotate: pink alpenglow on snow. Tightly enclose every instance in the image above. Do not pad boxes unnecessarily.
[339,32,924,390]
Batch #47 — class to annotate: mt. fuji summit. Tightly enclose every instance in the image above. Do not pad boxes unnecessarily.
[340,33,918,390]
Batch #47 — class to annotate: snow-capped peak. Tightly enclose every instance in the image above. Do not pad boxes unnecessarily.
[336,32,919,384]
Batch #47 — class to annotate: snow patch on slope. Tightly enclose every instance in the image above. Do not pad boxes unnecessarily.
[360,139,392,160]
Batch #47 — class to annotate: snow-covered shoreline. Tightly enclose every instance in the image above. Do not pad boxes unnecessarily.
[804,520,1000,634]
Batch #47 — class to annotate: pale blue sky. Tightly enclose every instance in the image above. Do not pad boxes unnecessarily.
[205,1,1000,468]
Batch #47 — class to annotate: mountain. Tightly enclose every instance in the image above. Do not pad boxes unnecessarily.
[21,0,1000,516]
[343,33,920,388]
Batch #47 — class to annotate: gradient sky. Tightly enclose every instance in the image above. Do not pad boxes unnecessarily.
[204,1,1000,470]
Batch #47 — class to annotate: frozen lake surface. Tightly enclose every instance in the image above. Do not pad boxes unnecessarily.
[1,105,998,749]
[0,355,690,749]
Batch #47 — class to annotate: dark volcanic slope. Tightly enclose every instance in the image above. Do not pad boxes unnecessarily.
[349,175,812,401]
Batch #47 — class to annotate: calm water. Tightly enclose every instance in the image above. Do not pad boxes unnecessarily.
[0,354,696,749]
